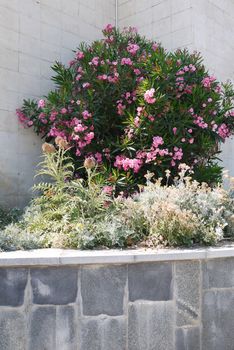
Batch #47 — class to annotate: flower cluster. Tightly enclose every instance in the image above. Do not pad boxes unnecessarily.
[17,25,234,191]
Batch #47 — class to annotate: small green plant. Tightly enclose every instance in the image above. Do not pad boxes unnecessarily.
[1,145,233,251]
[0,207,21,230]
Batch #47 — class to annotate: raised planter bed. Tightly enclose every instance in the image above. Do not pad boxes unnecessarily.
[1,246,234,349]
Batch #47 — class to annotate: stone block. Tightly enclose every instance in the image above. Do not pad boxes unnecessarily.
[29,306,56,350]
[0,268,28,306]
[0,310,26,350]
[171,8,192,32]
[31,267,78,305]
[202,290,234,350]
[81,265,127,316]
[175,327,200,350]
[128,262,173,302]
[128,302,174,350]
[56,306,77,350]
[175,261,200,326]
[203,258,234,289]
[80,317,126,350]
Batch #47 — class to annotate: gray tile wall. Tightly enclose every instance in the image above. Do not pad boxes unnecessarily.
[0,258,233,349]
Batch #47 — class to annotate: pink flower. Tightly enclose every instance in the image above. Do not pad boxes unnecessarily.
[82,110,92,120]
[208,98,212,103]
[218,123,230,139]
[121,57,133,66]
[17,109,29,126]
[189,64,196,72]
[108,74,119,83]
[114,155,142,173]
[102,185,113,196]
[38,99,45,108]
[176,70,185,76]
[152,136,164,148]
[61,108,67,114]
[211,122,218,131]
[202,76,216,89]
[137,76,144,83]
[74,123,86,132]
[50,111,58,122]
[148,115,155,122]
[189,138,194,144]
[77,66,83,73]
[103,148,111,160]
[82,82,91,89]
[69,60,75,67]
[85,132,94,144]
[97,74,108,81]
[137,107,144,116]
[127,43,140,55]
[152,43,158,51]
[117,101,126,115]
[181,138,186,143]
[76,51,84,59]
[134,68,141,75]
[91,56,99,66]
[134,117,140,127]
[95,152,102,163]
[188,129,193,133]
[76,74,82,81]
[193,115,208,129]
[144,88,156,104]
[173,147,183,160]
[173,127,177,135]
[104,24,114,33]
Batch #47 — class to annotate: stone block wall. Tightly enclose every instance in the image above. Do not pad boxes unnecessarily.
[1,257,234,349]
[0,0,115,207]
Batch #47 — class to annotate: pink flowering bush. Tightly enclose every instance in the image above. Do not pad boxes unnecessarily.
[17,25,234,192]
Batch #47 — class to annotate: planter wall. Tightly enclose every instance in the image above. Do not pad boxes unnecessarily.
[0,247,234,349]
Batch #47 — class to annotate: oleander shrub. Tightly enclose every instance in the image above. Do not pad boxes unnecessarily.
[1,147,233,251]
[17,24,234,193]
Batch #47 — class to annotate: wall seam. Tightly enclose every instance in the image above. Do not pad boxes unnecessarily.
[115,0,118,28]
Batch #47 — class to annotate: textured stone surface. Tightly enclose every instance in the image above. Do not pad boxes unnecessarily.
[29,306,56,350]
[81,265,127,316]
[203,258,234,289]
[0,311,26,350]
[56,306,77,350]
[1,257,234,349]
[175,327,200,350]
[175,261,200,326]
[202,290,234,350]
[31,267,78,305]
[128,262,173,302]
[128,302,174,350]
[80,317,126,350]
[0,268,28,306]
